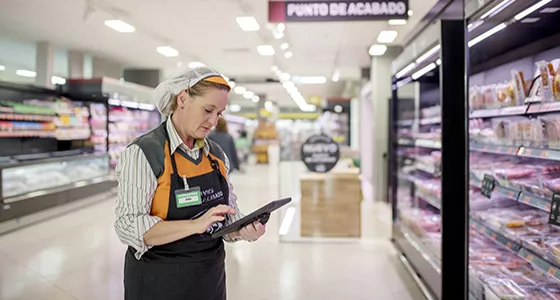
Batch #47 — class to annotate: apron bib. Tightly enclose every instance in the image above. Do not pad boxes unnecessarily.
[124,130,230,300]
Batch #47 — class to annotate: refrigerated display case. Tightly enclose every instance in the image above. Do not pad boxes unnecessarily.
[466,1,560,299]
[388,4,468,299]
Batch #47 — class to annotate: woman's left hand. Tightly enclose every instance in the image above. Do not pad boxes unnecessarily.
[237,222,266,242]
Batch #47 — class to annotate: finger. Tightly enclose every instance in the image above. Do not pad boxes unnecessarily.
[240,226,256,241]
[254,222,266,236]
[210,215,225,223]
[211,205,236,215]
[244,225,258,241]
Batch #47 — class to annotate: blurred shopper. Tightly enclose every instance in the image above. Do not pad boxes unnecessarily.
[235,130,251,169]
[208,117,240,174]
[114,67,265,300]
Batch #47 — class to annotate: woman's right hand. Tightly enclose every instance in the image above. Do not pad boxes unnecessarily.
[192,205,236,234]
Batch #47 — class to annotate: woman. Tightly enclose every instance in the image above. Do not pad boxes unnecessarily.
[114,66,266,300]
[209,118,240,174]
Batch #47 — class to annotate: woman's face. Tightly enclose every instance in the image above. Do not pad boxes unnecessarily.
[175,87,229,139]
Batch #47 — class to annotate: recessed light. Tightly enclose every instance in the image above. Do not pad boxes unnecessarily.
[332,69,340,82]
[188,62,205,68]
[51,76,66,85]
[408,10,413,16]
[281,43,290,50]
[521,17,541,23]
[16,70,37,77]
[104,20,135,33]
[157,46,179,57]
[234,86,246,94]
[236,16,260,31]
[274,69,282,77]
[252,95,260,103]
[277,23,285,32]
[271,65,279,71]
[388,19,407,25]
[283,81,295,89]
[230,104,242,112]
[0,65,5,71]
[274,31,284,39]
[436,59,442,65]
[244,91,255,99]
[369,44,388,56]
[334,105,343,113]
[541,7,560,13]
[296,76,327,84]
[377,31,398,43]
[257,45,275,56]
[284,52,293,59]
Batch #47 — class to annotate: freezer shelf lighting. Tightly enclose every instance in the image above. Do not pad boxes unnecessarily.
[481,0,516,19]
[515,0,552,20]
[415,45,441,64]
[468,23,507,47]
[411,63,437,80]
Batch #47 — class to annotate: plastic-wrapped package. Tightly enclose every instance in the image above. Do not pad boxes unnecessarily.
[485,279,526,300]
[540,114,560,149]
[538,61,555,102]
[523,287,555,300]
[471,86,486,110]
[511,70,527,105]
[543,286,560,299]
[545,240,560,266]
[521,236,549,257]
[484,84,500,109]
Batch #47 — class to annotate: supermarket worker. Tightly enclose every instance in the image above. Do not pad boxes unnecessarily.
[114,66,266,300]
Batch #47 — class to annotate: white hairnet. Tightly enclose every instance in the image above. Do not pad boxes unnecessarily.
[153,66,227,116]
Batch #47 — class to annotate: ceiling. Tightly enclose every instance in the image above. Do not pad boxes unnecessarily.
[0,0,436,108]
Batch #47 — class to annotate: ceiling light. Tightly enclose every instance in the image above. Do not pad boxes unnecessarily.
[332,69,340,82]
[0,65,5,71]
[236,16,260,31]
[188,61,205,68]
[408,10,413,16]
[157,46,179,57]
[468,23,507,47]
[415,45,441,64]
[377,30,398,43]
[334,105,343,113]
[287,86,299,94]
[274,31,284,39]
[396,62,417,78]
[257,45,275,56]
[388,19,407,25]
[369,44,387,56]
[264,101,274,112]
[16,70,36,77]
[436,59,442,65]
[481,0,515,19]
[244,91,255,99]
[280,72,291,81]
[271,65,279,71]
[284,52,293,59]
[51,76,66,85]
[468,20,485,32]
[301,105,316,112]
[234,86,246,94]
[230,104,242,112]
[104,20,135,33]
[281,43,290,50]
[283,81,295,89]
[515,0,552,20]
[277,23,285,32]
[252,95,260,103]
[297,76,327,84]
[274,69,282,77]
[412,63,437,80]
[228,80,236,89]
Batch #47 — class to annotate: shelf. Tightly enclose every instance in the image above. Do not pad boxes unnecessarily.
[416,190,441,210]
[0,131,55,138]
[470,143,519,156]
[469,102,560,119]
[471,143,560,162]
[0,113,55,122]
[518,192,552,212]
[419,117,441,126]
[397,138,441,149]
[470,217,560,284]
[470,218,522,252]
[518,248,560,282]
[494,185,521,201]
[518,147,560,161]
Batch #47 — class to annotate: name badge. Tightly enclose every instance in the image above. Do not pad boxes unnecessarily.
[175,187,202,208]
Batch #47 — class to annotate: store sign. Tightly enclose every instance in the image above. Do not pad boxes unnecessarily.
[269,0,409,22]
[481,174,496,199]
[549,193,560,226]
[301,134,340,173]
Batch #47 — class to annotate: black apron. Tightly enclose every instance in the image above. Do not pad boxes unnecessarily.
[124,132,230,300]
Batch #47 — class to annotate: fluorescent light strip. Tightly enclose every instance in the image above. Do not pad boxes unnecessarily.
[481,0,516,19]
[244,91,254,99]
[412,63,437,80]
[51,76,66,85]
[257,45,275,56]
[0,65,5,71]
[297,76,327,84]
[236,16,260,31]
[104,20,135,33]
[515,0,552,20]
[377,30,398,43]
[156,46,179,57]
[396,62,417,79]
[369,44,387,56]
[468,23,507,47]
[189,62,205,68]
[388,19,407,25]
[16,70,37,77]
[415,45,441,64]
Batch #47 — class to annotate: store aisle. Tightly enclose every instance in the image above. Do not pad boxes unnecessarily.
[0,165,424,300]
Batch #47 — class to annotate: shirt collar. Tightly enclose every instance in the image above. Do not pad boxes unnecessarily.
[166,117,209,155]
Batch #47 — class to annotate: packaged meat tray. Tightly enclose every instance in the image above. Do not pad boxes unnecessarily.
[523,287,555,300]
[485,279,526,300]
[544,286,560,299]
[545,240,560,266]
[522,236,550,257]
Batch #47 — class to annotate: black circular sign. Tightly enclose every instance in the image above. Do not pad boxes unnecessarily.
[301,134,340,173]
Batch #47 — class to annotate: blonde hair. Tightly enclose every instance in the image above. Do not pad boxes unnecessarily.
[171,80,230,112]
[215,117,228,133]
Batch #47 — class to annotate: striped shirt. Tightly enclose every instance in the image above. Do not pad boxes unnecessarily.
[114,117,243,259]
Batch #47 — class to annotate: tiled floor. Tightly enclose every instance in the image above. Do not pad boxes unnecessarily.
[0,165,424,300]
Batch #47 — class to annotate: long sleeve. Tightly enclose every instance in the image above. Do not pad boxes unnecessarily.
[114,144,161,259]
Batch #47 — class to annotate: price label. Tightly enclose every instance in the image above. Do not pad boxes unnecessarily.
[481,174,496,199]
[549,193,560,226]
[506,242,512,249]
[491,233,497,239]
[527,254,534,262]
[548,267,557,276]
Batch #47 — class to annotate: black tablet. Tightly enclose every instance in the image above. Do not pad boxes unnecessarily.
[211,197,292,238]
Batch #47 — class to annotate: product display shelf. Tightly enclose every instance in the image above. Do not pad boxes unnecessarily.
[470,217,560,284]
[397,137,441,150]
[471,143,560,161]
[416,189,442,210]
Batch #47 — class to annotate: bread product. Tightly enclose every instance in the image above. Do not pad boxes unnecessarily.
[512,70,527,104]
[538,61,555,102]
[554,65,560,100]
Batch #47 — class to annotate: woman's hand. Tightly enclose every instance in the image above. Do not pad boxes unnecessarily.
[232,222,266,242]
[193,205,236,234]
